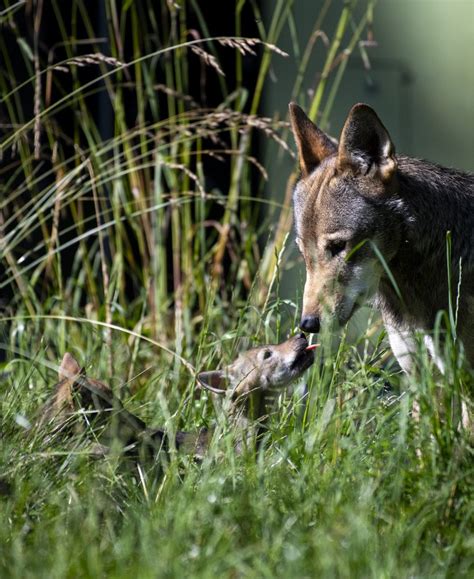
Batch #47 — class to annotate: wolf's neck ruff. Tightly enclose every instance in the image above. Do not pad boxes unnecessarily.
[396,156,474,264]
[378,156,474,328]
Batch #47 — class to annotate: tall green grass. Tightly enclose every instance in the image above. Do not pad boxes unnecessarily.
[2,336,473,577]
[1,1,473,577]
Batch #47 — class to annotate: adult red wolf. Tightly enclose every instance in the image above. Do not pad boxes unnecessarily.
[289,102,474,373]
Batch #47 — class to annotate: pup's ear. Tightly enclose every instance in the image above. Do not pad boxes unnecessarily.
[289,102,337,176]
[338,104,397,181]
[197,370,229,394]
[58,353,82,381]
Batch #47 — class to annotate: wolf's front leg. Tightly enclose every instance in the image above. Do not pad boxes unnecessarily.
[384,318,472,432]
[384,321,417,374]
[385,319,446,375]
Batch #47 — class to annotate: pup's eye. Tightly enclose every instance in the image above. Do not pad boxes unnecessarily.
[327,240,346,258]
[262,350,272,360]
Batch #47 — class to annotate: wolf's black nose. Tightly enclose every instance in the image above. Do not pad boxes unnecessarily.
[300,315,320,334]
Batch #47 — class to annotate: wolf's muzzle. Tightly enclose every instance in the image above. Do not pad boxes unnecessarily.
[300,315,320,334]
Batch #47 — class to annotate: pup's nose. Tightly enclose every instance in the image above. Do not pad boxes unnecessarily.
[300,315,320,334]
[295,332,306,340]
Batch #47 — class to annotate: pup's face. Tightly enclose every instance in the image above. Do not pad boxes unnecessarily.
[198,333,316,417]
[289,103,402,330]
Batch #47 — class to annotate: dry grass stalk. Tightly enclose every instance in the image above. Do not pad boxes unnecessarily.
[191,46,224,77]
[87,160,113,378]
[52,53,125,72]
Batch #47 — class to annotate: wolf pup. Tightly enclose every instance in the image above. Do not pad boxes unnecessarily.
[198,332,316,428]
[288,102,474,373]
[37,334,316,458]
[35,353,165,457]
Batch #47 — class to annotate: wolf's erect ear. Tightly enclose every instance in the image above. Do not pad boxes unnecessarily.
[288,102,337,176]
[58,353,82,381]
[197,370,229,394]
[338,104,397,181]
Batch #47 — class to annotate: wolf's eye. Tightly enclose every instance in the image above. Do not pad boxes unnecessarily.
[262,350,272,360]
[327,240,346,258]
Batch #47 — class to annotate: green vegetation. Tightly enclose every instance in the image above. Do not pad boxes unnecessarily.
[0,1,472,577]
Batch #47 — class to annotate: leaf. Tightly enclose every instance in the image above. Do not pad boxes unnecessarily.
[16,37,34,62]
